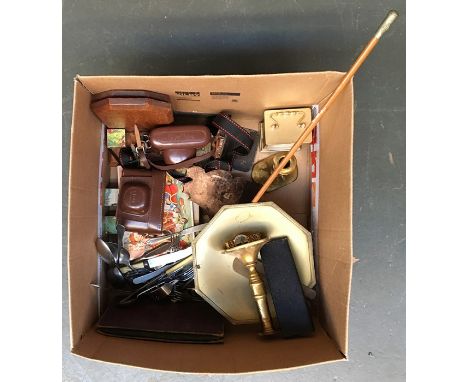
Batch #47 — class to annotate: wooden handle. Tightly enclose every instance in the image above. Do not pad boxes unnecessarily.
[251,10,398,203]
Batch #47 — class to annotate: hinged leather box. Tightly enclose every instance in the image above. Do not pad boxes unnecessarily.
[67,72,354,373]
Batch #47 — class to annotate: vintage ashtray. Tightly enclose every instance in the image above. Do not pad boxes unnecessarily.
[192,202,315,324]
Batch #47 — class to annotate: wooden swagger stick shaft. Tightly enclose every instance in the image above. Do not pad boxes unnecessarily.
[252,10,398,203]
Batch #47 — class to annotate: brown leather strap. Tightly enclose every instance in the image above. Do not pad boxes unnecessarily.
[133,125,151,169]
[146,149,214,170]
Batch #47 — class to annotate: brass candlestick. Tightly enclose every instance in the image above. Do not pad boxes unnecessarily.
[224,236,275,336]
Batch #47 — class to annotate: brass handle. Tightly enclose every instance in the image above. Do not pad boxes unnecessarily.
[245,261,275,335]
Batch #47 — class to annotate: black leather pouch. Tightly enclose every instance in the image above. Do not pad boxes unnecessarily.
[260,237,314,338]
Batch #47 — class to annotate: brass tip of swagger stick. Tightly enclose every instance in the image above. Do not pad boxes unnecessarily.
[375,10,399,39]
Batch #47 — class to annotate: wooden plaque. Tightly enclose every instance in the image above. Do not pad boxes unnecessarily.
[91,90,174,130]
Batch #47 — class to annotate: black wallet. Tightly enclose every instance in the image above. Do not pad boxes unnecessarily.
[97,300,224,344]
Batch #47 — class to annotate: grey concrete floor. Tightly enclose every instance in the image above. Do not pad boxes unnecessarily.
[62,1,405,381]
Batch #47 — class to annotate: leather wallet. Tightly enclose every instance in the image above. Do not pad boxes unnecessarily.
[91,90,174,131]
[116,169,165,234]
[149,125,212,165]
[97,300,225,344]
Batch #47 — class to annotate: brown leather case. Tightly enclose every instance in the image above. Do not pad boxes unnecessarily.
[149,125,211,164]
[97,300,224,344]
[91,90,174,131]
[116,169,165,234]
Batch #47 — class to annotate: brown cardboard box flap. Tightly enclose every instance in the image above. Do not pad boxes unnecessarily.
[76,72,345,116]
[73,321,345,373]
[68,80,102,349]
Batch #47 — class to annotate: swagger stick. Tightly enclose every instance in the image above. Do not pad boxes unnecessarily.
[252,10,399,202]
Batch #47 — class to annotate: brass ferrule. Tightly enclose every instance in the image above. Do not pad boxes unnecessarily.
[375,10,399,39]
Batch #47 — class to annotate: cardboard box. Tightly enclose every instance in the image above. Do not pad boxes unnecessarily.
[67,72,353,373]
